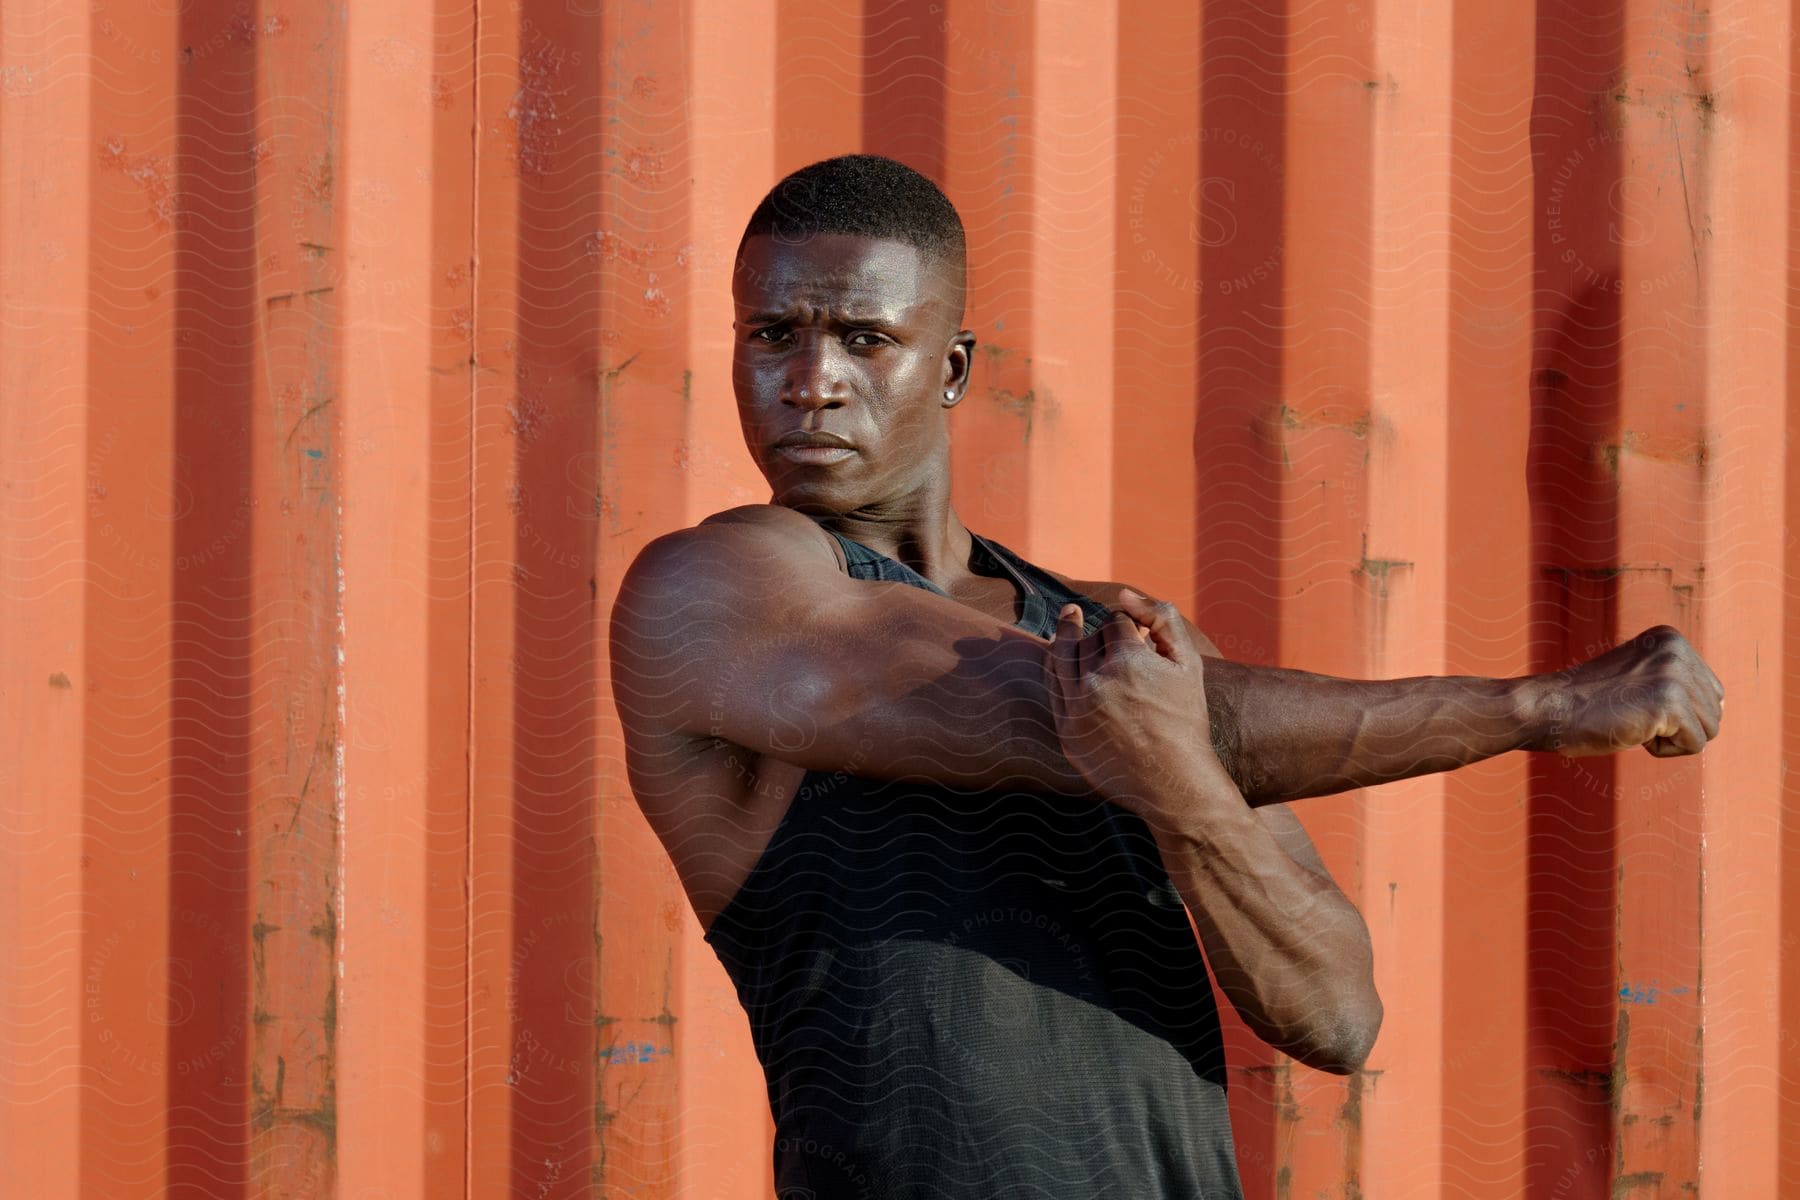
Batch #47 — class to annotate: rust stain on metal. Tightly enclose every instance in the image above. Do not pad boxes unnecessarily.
[1604,430,1709,469]
[247,902,339,1160]
[1539,1065,1611,1095]
[654,944,678,1028]
[1355,554,1411,582]
[1597,69,1634,132]
[594,354,636,526]
[988,387,1039,443]
[1277,402,1372,438]
[1270,403,1380,471]
[299,150,333,204]
[1354,532,1413,598]
[1612,1006,1629,1122]
[1265,1058,1303,1200]
[1692,855,1705,1125]
[1338,1067,1380,1199]
[592,916,611,1186]
[311,897,338,948]
[250,919,281,994]
[1671,581,1697,626]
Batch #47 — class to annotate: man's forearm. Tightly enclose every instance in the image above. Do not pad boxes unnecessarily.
[1141,756,1381,1074]
[1200,660,1546,806]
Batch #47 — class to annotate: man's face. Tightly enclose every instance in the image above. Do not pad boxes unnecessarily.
[732,232,970,515]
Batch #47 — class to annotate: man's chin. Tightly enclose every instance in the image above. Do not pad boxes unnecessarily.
[761,472,851,516]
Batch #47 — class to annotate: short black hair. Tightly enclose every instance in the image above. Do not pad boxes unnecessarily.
[738,154,967,285]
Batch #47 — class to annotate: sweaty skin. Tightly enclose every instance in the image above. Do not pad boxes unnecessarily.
[610,231,1724,1076]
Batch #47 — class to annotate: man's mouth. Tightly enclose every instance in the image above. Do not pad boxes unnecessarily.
[773,431,857,465]
[775,444,857,465]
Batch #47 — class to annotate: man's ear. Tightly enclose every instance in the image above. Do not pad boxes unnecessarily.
[941,330,977,407]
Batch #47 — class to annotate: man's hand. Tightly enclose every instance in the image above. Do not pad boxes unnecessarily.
[1044,589,1228,833]
[1526,625,1724,758]
[1044,588,1384,1071]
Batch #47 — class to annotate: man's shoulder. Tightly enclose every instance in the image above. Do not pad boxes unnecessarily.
[694,502,820,535]
[642,503,835,559]
[619,505,841,607]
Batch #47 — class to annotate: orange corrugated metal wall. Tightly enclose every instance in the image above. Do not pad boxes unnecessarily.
[2,0,1795,1196]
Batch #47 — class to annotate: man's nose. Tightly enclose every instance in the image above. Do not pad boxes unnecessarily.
[782,334,848,409]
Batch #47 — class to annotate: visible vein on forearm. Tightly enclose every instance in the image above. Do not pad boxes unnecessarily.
[1203,662,1532,805]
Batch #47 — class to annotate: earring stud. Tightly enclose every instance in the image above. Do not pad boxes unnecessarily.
[945,389,956,400]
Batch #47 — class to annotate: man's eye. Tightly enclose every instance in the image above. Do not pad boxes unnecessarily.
[846,331,887,348]
[752,327,788,343]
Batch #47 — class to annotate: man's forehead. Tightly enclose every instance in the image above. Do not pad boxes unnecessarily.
[734,234,955,310]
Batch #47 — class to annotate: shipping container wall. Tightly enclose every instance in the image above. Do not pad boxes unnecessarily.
[3,0,1796,1197]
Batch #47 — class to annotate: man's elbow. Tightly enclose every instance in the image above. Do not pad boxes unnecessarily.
[1270,982,1381,1076]
[1298,988,1383,1076]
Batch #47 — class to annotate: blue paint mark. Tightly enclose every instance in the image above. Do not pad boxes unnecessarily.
[1619,980,1692,1005]
[601,1040,672,1065]
[303,447,323,460]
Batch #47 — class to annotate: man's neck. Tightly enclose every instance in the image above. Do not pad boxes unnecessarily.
[815,506,976,595]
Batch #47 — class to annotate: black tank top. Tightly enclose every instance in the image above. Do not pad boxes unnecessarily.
[703,527,1244,1200]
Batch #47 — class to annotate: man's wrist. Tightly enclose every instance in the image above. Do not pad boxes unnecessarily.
[1511,672,1570,754]
[1145,793,1260,859]
[1126,751,1253,845]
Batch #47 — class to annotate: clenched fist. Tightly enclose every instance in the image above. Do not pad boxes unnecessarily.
[1527,625,1724,758]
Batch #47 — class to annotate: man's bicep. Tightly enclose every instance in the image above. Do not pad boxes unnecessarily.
[609,514,1071,792]
[609,518,851,753]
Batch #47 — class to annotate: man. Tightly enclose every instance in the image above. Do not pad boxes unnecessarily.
[609,155,1724,1199]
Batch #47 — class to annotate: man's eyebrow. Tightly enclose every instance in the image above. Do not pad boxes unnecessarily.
[736,305,911,327]
[737,309,790,326]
